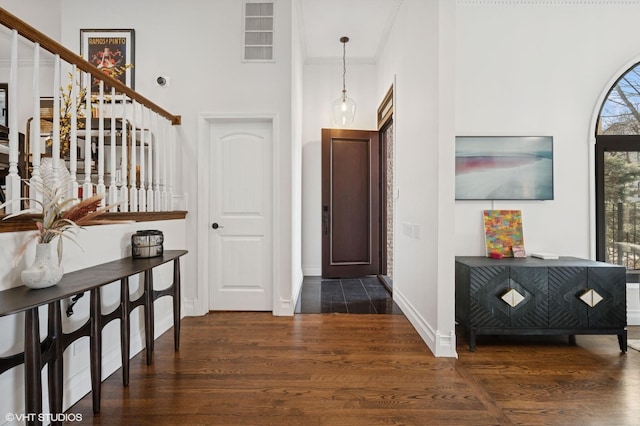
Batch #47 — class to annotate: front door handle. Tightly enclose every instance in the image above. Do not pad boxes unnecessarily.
[212,223,224,230]
[322,206,329,235]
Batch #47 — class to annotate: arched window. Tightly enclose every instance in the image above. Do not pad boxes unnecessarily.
[596,62,640,280]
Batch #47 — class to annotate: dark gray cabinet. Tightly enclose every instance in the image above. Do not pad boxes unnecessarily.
[455,256,627,351]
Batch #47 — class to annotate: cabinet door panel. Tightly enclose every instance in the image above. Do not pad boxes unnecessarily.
[548,267,588,328]
[469,266,510,327]
[587,267,626,328]
[509,267,548,327]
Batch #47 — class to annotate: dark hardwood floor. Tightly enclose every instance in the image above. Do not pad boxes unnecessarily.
[66,312,640,425]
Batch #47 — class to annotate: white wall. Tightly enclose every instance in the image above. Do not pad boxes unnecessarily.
[376,0,457,357]
[301,60,378,275]
[1,0,62,41]
[291,0,305,303]
[455,1,640,258]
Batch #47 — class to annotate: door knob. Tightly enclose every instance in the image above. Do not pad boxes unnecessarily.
[212,223,224,229]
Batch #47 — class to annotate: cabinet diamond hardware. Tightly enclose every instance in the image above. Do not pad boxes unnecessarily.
[579,288,604,308]
[501,288,525,307]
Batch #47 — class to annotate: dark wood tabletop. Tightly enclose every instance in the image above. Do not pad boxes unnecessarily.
[0,249,188,317]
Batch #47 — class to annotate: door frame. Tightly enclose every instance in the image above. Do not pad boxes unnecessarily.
[378,84,394,278]
[321,129,381,278]
[379,119,392,277]
[193,113,280,316]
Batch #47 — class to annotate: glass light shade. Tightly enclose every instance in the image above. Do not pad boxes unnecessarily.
[332,92,357,126]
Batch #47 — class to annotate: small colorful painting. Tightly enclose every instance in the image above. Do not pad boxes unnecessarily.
[483,210,524,257]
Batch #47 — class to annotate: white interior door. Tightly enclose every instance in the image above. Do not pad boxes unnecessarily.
[209,120,272,311]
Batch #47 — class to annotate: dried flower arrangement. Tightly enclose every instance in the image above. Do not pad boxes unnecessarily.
[49,65,133,156]
[55,73,88,156]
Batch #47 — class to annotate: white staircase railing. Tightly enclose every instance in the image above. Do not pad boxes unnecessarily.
[0,8,181,215]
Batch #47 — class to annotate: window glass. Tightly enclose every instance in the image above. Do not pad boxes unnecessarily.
[599,64,640,135]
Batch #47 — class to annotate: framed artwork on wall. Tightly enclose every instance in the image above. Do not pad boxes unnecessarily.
[455,136,554,200]
[80,29,135,98]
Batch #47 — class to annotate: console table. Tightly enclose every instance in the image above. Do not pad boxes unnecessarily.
[0,249,187,426]
[455,256,627,352]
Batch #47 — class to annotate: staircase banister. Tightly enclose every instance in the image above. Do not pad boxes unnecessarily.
[0,7,181,125]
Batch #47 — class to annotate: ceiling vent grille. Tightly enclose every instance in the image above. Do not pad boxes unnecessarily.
[243,2,274,61]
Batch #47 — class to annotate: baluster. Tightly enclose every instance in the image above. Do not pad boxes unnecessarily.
[153,113,162,211]
[146,108,155,212]
[52,54,61,188]
[83,72,93,199]
[5,30,20,213]
[138,106,147,212]
[30,43,43,207]
[69,65,79,204]
[167,124,175,211]
[96,81,105,205]
[129,101,138,212]
[160,118,168,211]
[108,87,117,210]
[120,97,129,212]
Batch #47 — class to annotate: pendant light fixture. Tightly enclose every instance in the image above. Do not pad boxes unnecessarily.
[332,36,356,126]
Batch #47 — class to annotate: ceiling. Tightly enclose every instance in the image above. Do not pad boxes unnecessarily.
[298,0,403,62]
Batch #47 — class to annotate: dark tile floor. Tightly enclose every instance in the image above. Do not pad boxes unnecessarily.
[295,276,403,314]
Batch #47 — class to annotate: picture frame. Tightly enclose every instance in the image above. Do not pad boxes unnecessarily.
[80,29,135,98]
[455,136,554,200]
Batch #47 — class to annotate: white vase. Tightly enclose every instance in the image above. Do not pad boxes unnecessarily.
[21,243,64,289]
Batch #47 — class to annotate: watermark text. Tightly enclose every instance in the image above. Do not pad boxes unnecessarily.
[5,412,83,422]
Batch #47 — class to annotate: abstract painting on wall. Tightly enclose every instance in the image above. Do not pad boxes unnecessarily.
[455,136,554,200]
[483,210,524,257]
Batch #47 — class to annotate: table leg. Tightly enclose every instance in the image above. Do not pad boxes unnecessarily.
[173,258,181,351]
[144,269,155,364]
[120,277,130,386]
[47,301,63,424]
[24,307,42,426]
[90,288,102,414]
[618,331,627,352]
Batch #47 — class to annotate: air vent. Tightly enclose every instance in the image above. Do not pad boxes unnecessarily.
[243,2,274,61]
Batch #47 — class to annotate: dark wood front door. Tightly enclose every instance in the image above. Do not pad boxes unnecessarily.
[321,128,380,278]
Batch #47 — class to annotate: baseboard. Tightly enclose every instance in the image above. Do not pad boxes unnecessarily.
[628,283,640,326]
[302,265,321,276]
[183,297,199,317]
[394,290,457,358]
[275,296,295,316]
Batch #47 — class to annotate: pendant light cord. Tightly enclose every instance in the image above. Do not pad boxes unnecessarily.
[342,40,346,94]
[340,36,349,98]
